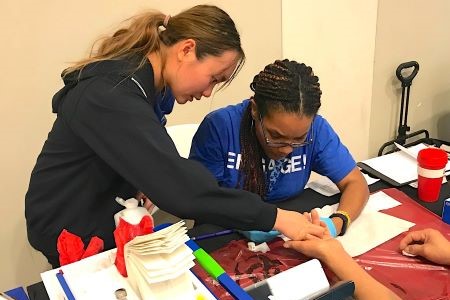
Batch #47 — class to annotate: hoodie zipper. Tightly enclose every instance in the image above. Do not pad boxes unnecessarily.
[131,77,147,98]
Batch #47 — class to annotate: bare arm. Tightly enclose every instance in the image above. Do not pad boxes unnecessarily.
[333,167,369,234]
[284,238,400,300]
[284,210,399,300]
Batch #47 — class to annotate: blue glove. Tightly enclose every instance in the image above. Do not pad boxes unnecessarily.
[238,230,280,243]
[320,217,337,237]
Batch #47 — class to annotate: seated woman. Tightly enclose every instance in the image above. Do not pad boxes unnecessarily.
[189,59,369,237]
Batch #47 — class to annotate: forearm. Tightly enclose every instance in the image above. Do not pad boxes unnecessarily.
[332,170,369,234]
[336,181,368,221]
[323,251,399,300]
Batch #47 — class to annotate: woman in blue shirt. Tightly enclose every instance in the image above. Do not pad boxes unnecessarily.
[190,59,369,237]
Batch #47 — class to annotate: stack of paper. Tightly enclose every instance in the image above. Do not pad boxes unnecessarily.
[124,221,196,300]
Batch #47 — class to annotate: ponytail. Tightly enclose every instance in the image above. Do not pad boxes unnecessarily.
[63,5,245,83]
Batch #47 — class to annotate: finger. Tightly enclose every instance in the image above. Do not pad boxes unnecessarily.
[310,209,320,226]
[319,221,332,237]
[143,198,154,211]
[399,231,427,249]
[304,233,321,240]
[303,212,311,222]
[303,224,325,239]
[283,240,305,251]
[404,244,426,257]
[283,241,293,248]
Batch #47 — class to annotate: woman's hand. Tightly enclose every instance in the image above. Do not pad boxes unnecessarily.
[136,191,157,214]
[273,208,325,241]
[302,209,334,237]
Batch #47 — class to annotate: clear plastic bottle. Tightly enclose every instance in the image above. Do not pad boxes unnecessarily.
[113,197,151,227]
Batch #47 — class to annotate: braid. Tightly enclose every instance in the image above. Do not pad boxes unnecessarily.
[237,104,266,198]
[250,59,322,116]
[238,59,322,197]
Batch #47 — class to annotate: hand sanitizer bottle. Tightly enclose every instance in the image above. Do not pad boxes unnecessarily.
[113,197,151,227]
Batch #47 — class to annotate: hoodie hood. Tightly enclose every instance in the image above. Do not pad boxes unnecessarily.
[52,57,144,113]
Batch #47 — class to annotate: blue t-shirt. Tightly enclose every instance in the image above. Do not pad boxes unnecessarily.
[189,100,356,202]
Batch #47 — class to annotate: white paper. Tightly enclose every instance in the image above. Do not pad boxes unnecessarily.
[362,143,450,184]
[124,221,198,299]
[41,249,141,300]
[314,191,400,217]
[364,191,401,212]
[312,191,413,257]
[306,173,380,197]
[337,210,415,257]
[363,173,380,185]
[394,142,419,159]
[265,259,329,300]
[306,176,340,196]
[363,144,420,184]
[132,244,194,270]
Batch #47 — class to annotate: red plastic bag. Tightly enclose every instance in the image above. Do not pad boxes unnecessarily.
[352,188,450,300]
[113,215,154,277]
[57,229,104,266]
[80,236,104,259]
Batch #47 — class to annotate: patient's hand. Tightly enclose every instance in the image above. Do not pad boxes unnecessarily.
[303,209,333,238]
[283,234,342,263]
[283,209,338,260]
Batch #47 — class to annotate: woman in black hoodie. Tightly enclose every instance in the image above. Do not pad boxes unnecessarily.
[25,5,324,267]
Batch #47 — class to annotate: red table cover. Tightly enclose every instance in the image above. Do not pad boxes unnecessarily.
[192,188,450,299]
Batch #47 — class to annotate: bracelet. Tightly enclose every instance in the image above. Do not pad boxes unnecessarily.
[329,210,351,236]
[336,210,351,226]
[319,217,337,238]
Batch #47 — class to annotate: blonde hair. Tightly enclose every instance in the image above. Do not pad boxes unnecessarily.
[62,5,245,86]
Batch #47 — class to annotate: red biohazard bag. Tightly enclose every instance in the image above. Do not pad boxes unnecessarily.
[57,229,104,266]
[191,238,312,299]
[113,215,153,276]
[192,188,450,300]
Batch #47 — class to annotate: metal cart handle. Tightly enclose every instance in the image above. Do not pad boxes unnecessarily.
[396,61,419,87]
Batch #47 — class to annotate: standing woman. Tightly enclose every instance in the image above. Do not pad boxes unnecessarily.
[190,59,369,238]
[25,6,323,267]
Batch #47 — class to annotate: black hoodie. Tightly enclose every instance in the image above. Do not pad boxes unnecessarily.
[25,57,277,257]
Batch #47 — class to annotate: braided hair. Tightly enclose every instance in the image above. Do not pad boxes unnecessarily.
[238,59,322,199]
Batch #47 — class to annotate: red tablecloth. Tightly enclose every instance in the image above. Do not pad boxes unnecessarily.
[192,188,450,300]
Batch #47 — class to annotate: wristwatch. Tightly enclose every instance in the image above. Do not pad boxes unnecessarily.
[329,212,349,236]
